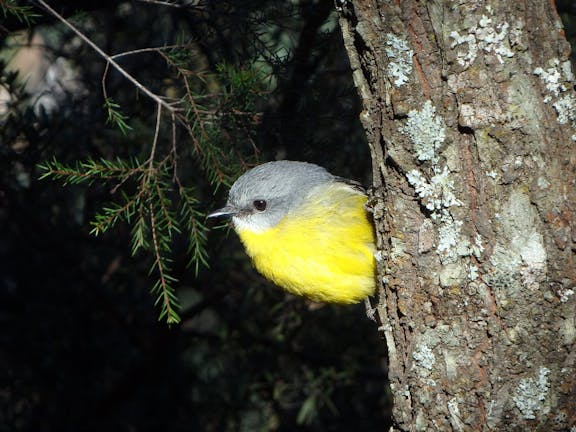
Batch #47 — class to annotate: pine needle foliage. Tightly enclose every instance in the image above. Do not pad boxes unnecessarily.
[1,0,39,25]
[37,57,267,324]
[104,98,133,135]
[38,156,208,324]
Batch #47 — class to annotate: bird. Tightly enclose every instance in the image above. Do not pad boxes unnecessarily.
[208,160,376,304]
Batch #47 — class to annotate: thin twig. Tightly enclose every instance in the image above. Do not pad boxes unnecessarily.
[134,0,185,8]
[102,61,110,100]
[33,0,182,114]
[91,197,136,235]
[148,102,163,169]
[110,45,182,60]
[110,165,146,194]
[170,112,178,182]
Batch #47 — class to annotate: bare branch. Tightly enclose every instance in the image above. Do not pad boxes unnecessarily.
[134,0,185,8]
[34,0,182,115]
[148,102,163,168]
[110,45,182,60]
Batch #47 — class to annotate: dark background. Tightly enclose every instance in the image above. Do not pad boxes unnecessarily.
[1,1,574,431]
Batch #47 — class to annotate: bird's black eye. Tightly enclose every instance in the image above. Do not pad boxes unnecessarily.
[253,200,267,211]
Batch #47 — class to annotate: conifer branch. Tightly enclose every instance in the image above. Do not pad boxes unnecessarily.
[148,201,180,324]
[33,3,266,323]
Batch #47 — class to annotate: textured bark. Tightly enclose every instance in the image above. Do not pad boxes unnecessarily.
[338,1,576,431]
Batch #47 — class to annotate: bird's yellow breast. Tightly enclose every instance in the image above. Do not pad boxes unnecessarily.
[236,183,375,303]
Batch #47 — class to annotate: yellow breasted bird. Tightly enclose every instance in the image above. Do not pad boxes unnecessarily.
[208,161,376,303]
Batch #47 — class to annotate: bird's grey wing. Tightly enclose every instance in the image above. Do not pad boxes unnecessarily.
[334,176,367,194]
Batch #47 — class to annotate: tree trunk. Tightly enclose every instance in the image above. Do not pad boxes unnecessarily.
[338,1,576,430]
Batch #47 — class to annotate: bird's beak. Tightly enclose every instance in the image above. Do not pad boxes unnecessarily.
[207,205,238,219]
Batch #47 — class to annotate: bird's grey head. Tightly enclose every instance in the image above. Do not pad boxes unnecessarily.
[208,161,335,232]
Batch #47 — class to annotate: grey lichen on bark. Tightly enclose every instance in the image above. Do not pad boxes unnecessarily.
[338,0,576,431]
